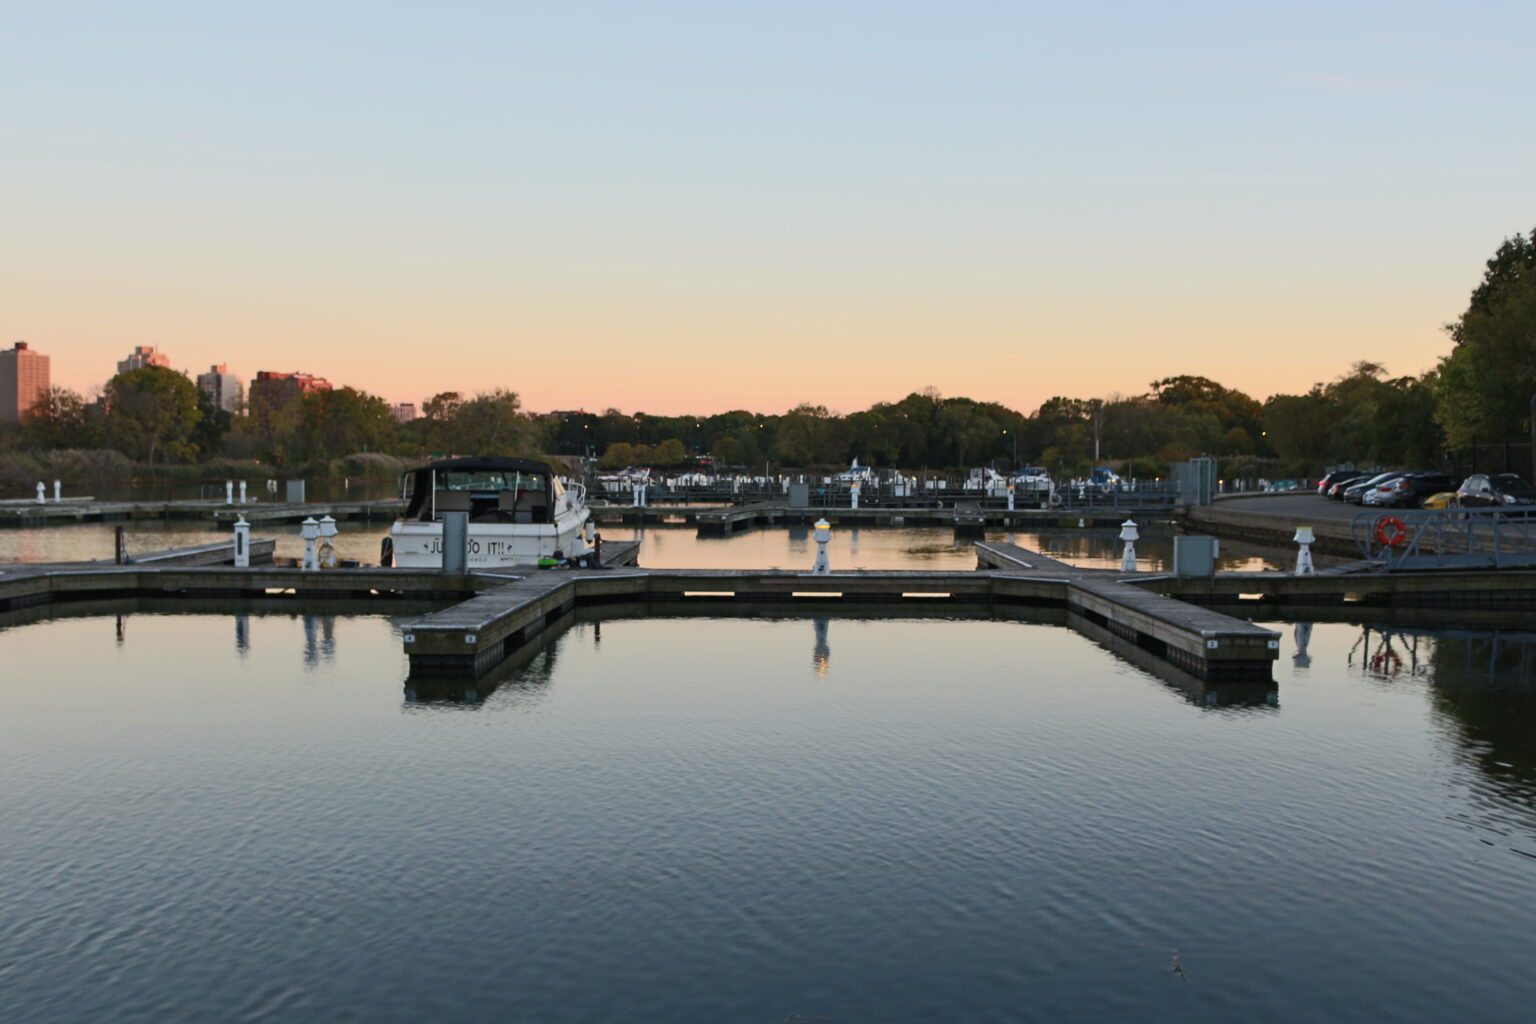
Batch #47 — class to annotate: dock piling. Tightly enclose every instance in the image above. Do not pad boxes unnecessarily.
[234,516,251,568]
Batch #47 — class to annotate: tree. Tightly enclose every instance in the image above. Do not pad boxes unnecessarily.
[296,387,396,461]
[453,389,536,454]
[421,391,465,454]
[24,387,95,449]
[104,367,202,463]
[190,391,232,458]
[1436,263,1536,449]
[1453,227,1536,341]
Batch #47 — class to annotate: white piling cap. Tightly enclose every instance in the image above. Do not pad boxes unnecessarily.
[1119,519,1139,541]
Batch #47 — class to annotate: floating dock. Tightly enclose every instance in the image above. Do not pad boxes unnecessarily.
[16,531,1536,689]
[0,497,406,528]
[605,499,1164,535]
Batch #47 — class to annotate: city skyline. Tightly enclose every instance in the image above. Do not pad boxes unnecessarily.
[5,2,1534,415]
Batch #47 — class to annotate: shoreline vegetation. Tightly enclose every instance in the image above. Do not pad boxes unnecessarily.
[5,228,1535,500]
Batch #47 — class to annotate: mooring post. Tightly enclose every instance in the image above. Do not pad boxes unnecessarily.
[441,510,468,574]
[239,479,248,504]
[300,517,320,571]
[851,482,860,509]
[226,480,234,504]
[114,525,127,565]
[234,515,251,568]
[36,481,45,504]
[1119,519,1139,572]
[812,518,832,575]
[1293,525,1316,576]
[1007,483,1015,512]
[53,480,61,502]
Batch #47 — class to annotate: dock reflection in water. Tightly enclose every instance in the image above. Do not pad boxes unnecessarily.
[4,609,1536,1021]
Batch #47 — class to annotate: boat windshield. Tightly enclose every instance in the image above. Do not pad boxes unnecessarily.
[439,470,546,494]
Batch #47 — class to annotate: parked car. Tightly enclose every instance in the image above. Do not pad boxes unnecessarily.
[1421,491,1458,510]
[1372,473,1460,509]
[1343,471,1406,504]
[1455,473,1536,508]
[1318,469,1366,497]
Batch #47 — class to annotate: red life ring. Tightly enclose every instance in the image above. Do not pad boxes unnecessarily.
[1374,515,1408,548]
[1370,648,1403,675]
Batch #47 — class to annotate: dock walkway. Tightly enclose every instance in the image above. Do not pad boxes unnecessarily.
[0,497,405,528]
[18,531,1536,689]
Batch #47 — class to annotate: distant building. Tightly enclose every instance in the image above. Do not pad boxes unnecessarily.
[391,402,418,423]
[196,364,244,414]
[249,370,333,408]
[1,341,51,421]
[117,345,172,375]
[540,409,587,421]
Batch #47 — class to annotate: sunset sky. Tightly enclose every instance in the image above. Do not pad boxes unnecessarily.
[5,1,1533,416]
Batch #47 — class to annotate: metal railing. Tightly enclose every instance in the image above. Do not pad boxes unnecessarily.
[1352,508,1536,570]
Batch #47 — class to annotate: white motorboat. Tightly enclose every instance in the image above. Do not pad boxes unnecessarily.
[385,457,593,569]
[833,459,875,484]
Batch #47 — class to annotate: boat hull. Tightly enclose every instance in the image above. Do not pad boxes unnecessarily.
[390,512,590,569]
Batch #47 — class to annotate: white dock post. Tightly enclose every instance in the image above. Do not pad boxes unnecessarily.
[233,515,251,568]
[53,480,61,502]
[1293,525,1316,576]
[812,518,832,575]
[1119,519,1139,573]
[1007,484,1015,511]
[300,517,320,571]
[851,482,860,509]
[36,481,45,504]
[239,480,248,504]
[317,515,339,569]
[226,480,234,504]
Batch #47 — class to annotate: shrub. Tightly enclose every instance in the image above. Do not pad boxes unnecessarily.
[36,449,134,482]
[0,452,43,497]
[338,452,406,478]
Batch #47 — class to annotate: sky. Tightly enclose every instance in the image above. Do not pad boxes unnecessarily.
[3,1,1533,416]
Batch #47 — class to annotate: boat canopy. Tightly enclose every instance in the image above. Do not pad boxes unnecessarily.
[402,457,560,522]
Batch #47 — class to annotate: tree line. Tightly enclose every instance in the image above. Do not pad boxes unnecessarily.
[6,225,1536,483]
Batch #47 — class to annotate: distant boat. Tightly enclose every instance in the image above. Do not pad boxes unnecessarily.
[1010,466,1053,491]
[833,459,875,484]
[385,456,593,568]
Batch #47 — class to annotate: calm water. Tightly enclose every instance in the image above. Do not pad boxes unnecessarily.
[2,609,1534,1022]
[0,520,1290,572]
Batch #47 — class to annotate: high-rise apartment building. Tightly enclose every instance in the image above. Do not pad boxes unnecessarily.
[249,370,333,408]
[117,345,171,375]
[391,402,418,423]
[196,364,245,414]
[1,341,51,421]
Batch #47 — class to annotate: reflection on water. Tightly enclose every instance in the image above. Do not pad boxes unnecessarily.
[4,610,1536,1021]
[1333,622,1536,810]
